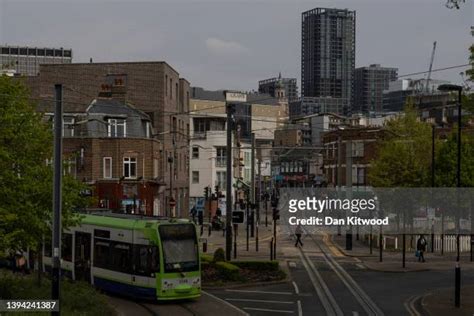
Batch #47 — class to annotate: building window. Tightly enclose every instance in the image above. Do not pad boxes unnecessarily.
[216,147,226,167]
[123,157,137,179]
[108,118,126,137]
[192,171,199,184]
[153,158,159,178]
[63,117,75,137]
[192,146,199,159]
[169,78,173,99]
[352,142,364,157]
[165,75,168,96]
[352,166,365,185]
[145,121,151,138]
[216,171,226,191]
[103,157,112,179]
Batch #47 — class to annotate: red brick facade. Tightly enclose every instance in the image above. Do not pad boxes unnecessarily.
[22,62,190,215]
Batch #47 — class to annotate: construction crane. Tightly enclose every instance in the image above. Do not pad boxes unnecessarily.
[425,41,437,93]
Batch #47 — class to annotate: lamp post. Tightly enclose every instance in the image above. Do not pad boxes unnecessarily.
[438,84,463,262]
[438,84,463,309]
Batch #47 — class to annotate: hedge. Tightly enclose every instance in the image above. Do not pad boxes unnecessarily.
[215,261,241,281]
[232,261,279,272]
[201,254,214,263]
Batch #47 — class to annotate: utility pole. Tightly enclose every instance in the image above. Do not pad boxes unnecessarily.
[225,102,234,261]
[250,133,256,238]
[345,139,352,250]
[256,156,261,252]
[337,135,342,236]
[52,84,63,315]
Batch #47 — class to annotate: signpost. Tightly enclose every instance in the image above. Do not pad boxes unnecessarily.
[224,91,246,261]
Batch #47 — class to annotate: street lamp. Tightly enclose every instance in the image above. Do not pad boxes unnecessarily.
[438,84,463,265]
[437,84,463,189]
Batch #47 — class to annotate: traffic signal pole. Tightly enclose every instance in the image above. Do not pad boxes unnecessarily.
[52,84,63,315]
[225,103,234,261]
[251,133,255,238]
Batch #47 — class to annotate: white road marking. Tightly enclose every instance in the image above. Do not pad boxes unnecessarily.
[292,281,300,294]
[225,298,293,304]
[297,300,303,316]
[203,291,250,316]
[243,307,294,314]
[225,289,293,295]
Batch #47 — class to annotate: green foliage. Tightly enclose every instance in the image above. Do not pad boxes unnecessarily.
[0,270,116,315]
[200,253,214,263]
[215,262,241,281]
[232,261,279,272]
[369,102,432,187]
[0,76,90,252]
[213,248,226,262]
[435,132,474,187]
[467,44,474,82]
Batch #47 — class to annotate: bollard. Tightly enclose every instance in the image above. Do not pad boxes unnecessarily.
[455,262,461,308]
[346,230,353,251]
[208,223,211,237]
[270,238,274,260]
[203,240,207,253]
[402,233,406,268]
[200,225,204,236]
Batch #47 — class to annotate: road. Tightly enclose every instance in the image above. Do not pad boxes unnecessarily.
[211,233,474,316]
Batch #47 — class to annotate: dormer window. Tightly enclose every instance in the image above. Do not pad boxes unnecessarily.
[108,118,126,137]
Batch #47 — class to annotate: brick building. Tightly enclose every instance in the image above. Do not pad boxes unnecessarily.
[22,62,190,216]
[322,127,386,187]
[51,96,163,215]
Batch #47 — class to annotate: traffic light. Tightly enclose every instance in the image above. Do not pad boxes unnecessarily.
[215,185,219,194]
[204,187,209,200]
[272,207,280,221]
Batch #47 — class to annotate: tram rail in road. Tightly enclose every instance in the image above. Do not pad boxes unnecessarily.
[299,230,384,316]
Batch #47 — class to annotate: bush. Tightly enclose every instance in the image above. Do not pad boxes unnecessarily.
[232,261,279,272]
[213,248,225,262]
[215,262,241,281]
[0,269,116,315]
[201,254,213,263]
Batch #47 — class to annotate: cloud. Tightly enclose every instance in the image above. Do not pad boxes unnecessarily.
[205,37,249,56]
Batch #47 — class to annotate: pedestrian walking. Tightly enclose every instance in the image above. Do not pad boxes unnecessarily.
[417,234,427,262]
[190,206,197,223]
[294,224,303,247]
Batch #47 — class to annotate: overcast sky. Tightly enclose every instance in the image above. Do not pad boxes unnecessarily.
[0,0,472,91]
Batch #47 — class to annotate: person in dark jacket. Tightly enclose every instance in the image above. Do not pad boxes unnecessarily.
[294,224,303,247]
[417,235,427,262]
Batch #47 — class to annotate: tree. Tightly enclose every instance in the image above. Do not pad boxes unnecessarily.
[368,101,432,188]
[445,0,466,9]
[0,76,89,257]
[435,131,474,187]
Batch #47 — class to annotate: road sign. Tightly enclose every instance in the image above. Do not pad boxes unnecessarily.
[225,91,247,103]
[232,211,244,224]
[169,198,176,208]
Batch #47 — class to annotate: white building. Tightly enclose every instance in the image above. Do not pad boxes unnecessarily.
[188,88,288,211]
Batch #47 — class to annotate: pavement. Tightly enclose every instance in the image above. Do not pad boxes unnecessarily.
[199,220,284,260]
[328,232,474,315]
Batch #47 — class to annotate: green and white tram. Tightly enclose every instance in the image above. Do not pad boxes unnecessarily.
[43,212,201,301]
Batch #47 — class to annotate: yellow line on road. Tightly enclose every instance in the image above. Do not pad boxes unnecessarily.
[322,233,344,257]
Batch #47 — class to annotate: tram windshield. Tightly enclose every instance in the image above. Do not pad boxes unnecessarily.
[159,224,199,273]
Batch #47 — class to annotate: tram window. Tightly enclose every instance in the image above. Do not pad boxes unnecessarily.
[62,234,73,261]
[134,245,160,276]
[94,229,110,239]
[94,239,110,269]
[111,242,131,273]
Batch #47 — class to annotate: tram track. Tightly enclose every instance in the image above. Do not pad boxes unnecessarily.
[300,230,384,316]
